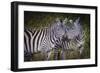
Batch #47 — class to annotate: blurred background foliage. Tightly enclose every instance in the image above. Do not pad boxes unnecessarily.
[24,11,90,61]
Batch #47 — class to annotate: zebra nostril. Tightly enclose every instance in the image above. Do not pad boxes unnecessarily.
[78,45,82,49]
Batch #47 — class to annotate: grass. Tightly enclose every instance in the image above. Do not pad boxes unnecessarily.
[30,49,84,61]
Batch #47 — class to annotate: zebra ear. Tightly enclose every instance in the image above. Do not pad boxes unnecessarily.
[69,19,73,24]
[55,18,60,22]
[74,17,80,24]
[74,17,80,26]
[55,18,61,26]
[63,18,68,24]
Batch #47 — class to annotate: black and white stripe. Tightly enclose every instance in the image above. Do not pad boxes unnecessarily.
[53,17,84,59]
[24,18,67,61]
[24,17,84,60]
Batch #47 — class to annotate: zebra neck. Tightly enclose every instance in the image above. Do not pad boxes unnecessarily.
[49,26,57,45]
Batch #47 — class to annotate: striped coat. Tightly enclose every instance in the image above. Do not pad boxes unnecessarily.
[24,18,67,61]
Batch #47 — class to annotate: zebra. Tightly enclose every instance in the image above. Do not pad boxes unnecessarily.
[65,17,84,54]
[54,17,84,59]
[24,18,68,61]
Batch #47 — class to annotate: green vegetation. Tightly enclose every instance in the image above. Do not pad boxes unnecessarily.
[24,11,90,61]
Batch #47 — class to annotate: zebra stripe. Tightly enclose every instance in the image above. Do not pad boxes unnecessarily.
[53,17,84,59]
[24,18,68,61]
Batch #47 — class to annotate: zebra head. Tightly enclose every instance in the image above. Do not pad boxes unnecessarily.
[63,17,84,54]
[52,18,68,41]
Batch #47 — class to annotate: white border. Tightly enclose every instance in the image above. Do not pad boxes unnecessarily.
[18,5,96,69]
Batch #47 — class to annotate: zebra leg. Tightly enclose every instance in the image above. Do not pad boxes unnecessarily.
[46,51,52,60]
[53,49,59,60]
[79,47,84,55]
[61,50,66,60]
[41,50,50,60]
[24,53,33,61]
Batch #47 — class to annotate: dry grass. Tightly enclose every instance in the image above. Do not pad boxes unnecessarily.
[30,50,82,61]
